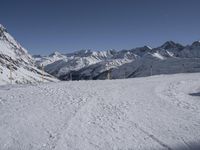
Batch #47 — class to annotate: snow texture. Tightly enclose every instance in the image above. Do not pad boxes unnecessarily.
[0,73,200,150]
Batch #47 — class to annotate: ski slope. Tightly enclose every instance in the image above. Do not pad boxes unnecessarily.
[0,73,200,150]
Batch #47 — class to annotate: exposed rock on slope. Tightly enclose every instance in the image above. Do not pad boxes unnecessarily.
[0,24,58,85]
[34,40,200,80]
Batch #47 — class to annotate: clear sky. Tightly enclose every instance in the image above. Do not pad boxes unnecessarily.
[1,0,200,55]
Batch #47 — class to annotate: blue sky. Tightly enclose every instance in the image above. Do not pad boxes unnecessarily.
[1,0,200,55]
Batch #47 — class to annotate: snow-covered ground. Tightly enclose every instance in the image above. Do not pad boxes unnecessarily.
[0,73,200,150]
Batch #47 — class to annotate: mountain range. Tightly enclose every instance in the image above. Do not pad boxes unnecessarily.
[34,41,200,81]
[0,24,200,84]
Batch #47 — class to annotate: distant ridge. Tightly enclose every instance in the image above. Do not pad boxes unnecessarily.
[34,39,200,80]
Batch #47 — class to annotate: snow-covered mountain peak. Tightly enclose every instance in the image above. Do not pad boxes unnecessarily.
[128,46,152,57]
[140,46,152,51]
[0,24,6,31]
[145,45,152,50]
[0,24,58,84]
[133,46,152,51]
[160,41,183,50]
[49,51,63,57]
[0,24,7,37]
[67,49,93,57]
[0,24,30,61]
[191,40,200,47]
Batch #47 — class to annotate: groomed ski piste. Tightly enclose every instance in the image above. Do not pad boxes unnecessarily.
[0,73,200,150]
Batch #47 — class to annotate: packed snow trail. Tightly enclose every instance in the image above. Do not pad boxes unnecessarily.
[0,73,200,150]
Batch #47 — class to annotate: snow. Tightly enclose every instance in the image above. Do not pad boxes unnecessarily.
[146,45,152,50]
[152,52,165,60]
[0,40,17,58]
[0,73,200,150]
[0,24,58,85]
[34,40,200,81]
[0,24,5,30]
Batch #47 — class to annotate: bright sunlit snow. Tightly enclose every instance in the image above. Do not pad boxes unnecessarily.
[0,73,200,150]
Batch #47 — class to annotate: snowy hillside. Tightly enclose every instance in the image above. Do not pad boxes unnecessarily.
[0,73,200,150]
[34,49,134,80]
[34,41,200,80]
[0,24,58,85]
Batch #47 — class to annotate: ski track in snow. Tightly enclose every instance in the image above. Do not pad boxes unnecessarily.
[0,73,200,150]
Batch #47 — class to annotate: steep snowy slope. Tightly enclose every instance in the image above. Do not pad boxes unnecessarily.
[34,41,200,80]
[0,73,200,150]
[0,24,58,85]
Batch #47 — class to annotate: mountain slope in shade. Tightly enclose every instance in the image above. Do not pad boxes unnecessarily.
[0,24,58,85]
[34,41,200,80]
